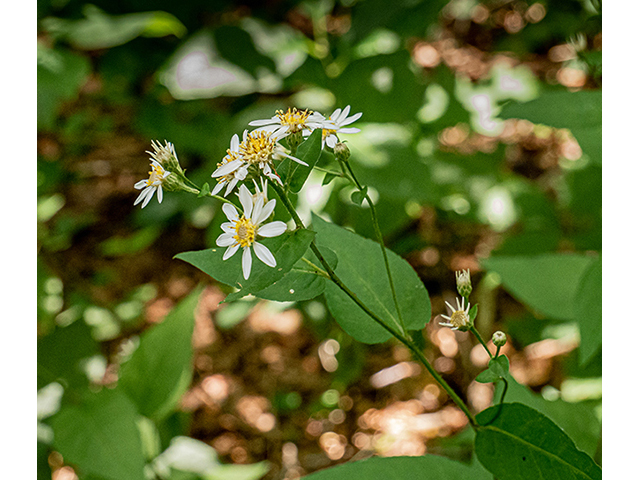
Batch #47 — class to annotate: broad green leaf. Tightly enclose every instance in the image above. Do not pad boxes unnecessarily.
[252,246,337,302]
[499,375,601,457]
[481,254,595,321]
[37,45,91,130]
[118,287,201,419]
[277,129,323,192]
[176,229,316,301]
[500,90,602,164]
[303,454,491,479]
[50,389,146,480]
[313,214,430,344]
[42,5,186,50]
[37,320,98,390]
[575,257,602,365]
[476,403,601,480]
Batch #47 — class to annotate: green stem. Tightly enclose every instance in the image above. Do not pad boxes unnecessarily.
[269,178,478,429]
[342,160,406,334]
[470,325,493,358]
[312,166,345,177]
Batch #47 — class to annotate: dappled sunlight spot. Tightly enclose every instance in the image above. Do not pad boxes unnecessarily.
[352,432,372,450]
[468,381,494,413]
[549,44,576,63]
[260,344,283,365]
[328,408,346,425]
[419,247,440,267]
[370,67,394,93]
[306,419,324,437]
[248,307,301,334]
[419,384,442,411]
[369,361,420,389]
[201,374,231,403]
[231,446,249,463]
[212,432,240,456]
[471,4,490,24]
[560,136,583,161]
[557,67,587,88]
[434,356,455,374]
[319,432,348,460]
[525,3,546,23]
[145,297,173,324]
[255,412,277,432]
[236,395,273,431]
[503,11,524,34]
[470,343,491,368]
[439,124,469,146]
[53,466,78,480]
[318,339,340,372]
[436,328,459,358]
[412,42,441,68]
[192,287,223,349]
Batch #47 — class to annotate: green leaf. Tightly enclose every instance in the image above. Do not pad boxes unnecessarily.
[198,182,211,198]
[118,287,201,419]
[303,454,491,479]
[252,246,337,302]
[481,254,595,321]
[99,226,162,257]
[313,214,430,344]
[176,229,316,301]
[469,303,478,322]
[50,389,146,480]
[37,320,99,390]
[42,5,186,50]
[322,171,340,185]
[37,45,91,130]
[499,375,601,457]
[476,355,510,383]
[575,256,602,365]
[277,129,323,193]
[500,90,601,164]
[475,403,602,480]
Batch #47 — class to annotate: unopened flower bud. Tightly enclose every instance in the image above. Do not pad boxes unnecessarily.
[456,269,472,298]
[492,331,507,348]
[161,172,185,192]
[287,130,304,151]
[148,140,183,175]
[334,142,351,162]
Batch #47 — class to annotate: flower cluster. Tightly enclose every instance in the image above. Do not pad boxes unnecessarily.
[134,105,362,279]
[211,105,362,198]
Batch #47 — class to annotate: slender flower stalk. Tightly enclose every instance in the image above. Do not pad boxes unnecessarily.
[268,178,478,429]
[215,184,287,280]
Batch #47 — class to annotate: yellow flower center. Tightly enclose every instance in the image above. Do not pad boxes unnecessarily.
[322,128,337,140]
[234,217,256,248]
[276,107,311,132]
[449,311,469,328]
[147,164,166,186]
[240,132,277,165]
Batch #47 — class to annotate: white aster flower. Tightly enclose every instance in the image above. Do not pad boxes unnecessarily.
[439,296,471,331]
[215,184,287,280]
[248,107,326,137]
[238,129,308,184]
[211,134,249,196]
[321,105,362,148]
[134,160,171,208]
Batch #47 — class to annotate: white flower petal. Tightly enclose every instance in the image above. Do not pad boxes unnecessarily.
[230,134,239,151]
[445,301,455,314]
[223,243,240,260]
[325,136,337,148]
[221,222,235,232]
[216,233,236,247]
[224,178,238,197]
[140,187,155,208]
[134,179,149,189]
[338,127,360,134]
[157,185,163,203]
[242,247,252,280]
[253,242,276,268]
[222,203,239,222]
[343,111,362,125]
[212,158,244,177]
[251,196,265,224]
[285,153,308,166]
[212,181,225,195]
[238,184,253,218]
[256,199,276,224]
[257,221,287,238]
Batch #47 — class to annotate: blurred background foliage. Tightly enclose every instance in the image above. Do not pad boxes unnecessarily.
[37,0,602,479]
